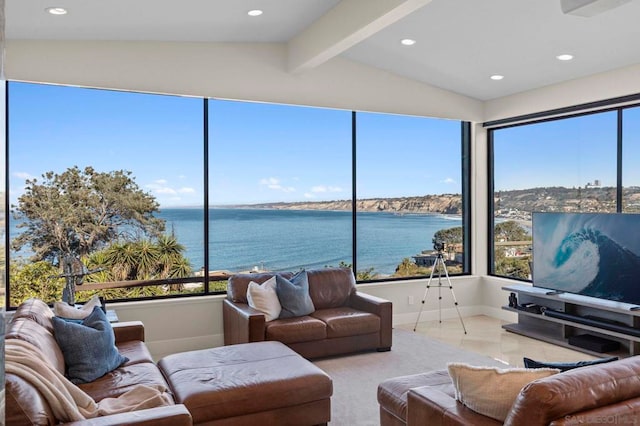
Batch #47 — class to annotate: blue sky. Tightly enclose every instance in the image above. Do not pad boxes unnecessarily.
[9,82,462,207]
[10,82,638,208]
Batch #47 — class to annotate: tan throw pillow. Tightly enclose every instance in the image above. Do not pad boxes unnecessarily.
[53,295,102,319]
[246,276,281,322]
[447,362,559,422]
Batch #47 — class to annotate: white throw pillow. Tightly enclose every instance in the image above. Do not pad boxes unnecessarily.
[53,294,103,319]
[246,276,281,322]
[447,362,559,422]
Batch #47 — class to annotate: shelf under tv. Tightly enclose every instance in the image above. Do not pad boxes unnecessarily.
[502,284,640,358]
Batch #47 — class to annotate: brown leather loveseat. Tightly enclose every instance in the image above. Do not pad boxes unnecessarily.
[380,355,640,425]
[5,298,192,426]
[223,267,392,358]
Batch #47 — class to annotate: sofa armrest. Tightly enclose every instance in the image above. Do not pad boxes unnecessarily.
[350,291,392,349]
[407,386,501,426]
[550,397,640,425]
[61,404,192,426]
[223,299,266,345]
[112,321,145,343]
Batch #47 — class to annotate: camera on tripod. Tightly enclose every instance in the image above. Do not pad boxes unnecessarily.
[433,238,446,252]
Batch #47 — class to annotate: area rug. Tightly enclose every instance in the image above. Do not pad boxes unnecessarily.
[313,328,506,426]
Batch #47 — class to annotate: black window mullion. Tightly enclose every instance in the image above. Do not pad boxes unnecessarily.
[203,98,210,293]
[617,108,623,212]
[351,111,357,278]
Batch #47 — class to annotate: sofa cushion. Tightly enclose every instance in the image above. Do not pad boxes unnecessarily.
[52,306,128,384]
[227,272,294,303]
[246,276,281,321]
[11,298,57,333]
[447,362,559,422]
[6,317,67,375]
[53,295,103,319]
[116,340,155,366]
[523,355,618,372]
[311,307,380,338]
[276,271,315,318]
[307,267,356,309]
[78,362,173,403]
[377,370,453,422]
[266,316,327,343]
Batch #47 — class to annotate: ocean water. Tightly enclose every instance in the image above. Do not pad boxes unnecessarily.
[158,208,462,276]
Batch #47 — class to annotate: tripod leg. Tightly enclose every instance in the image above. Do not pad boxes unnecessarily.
[413,257,438,332]
[441,257,467,334]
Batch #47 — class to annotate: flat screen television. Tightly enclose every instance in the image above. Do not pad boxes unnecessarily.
[532,212,640,306]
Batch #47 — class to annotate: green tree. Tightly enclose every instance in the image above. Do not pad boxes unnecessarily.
[9,260,65,306]
[88,237,191,282]
[11,166,165,264]
[433,226,463,246]
[494,220,531,279]
[494,220,530,242]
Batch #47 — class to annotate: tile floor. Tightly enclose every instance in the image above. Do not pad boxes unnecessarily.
[399,315,598,367]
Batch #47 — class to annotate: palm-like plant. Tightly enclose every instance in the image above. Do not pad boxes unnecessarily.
[84,234,193,297]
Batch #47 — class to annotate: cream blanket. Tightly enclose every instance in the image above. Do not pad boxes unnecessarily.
[6,339,172,422]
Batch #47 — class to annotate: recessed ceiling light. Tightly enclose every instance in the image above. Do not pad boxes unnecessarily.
[400,39,416,46]
[46,7,68,15]
[490,75,504,81]
[248,9,263,17]
[556,54,574,61]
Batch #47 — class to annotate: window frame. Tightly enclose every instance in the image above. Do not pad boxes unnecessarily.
[4,81,471,307]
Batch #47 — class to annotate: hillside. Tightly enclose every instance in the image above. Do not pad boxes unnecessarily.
[234,186,640,216]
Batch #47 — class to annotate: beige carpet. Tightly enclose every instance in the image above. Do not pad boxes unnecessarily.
[313,328,506,426]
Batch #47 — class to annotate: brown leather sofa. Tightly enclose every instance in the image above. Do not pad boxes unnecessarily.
[379,355,640,425]
[5,298,192,426]
[223,267,393,358]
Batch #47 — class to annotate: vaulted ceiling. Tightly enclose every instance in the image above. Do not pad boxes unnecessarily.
[7,0,640,101]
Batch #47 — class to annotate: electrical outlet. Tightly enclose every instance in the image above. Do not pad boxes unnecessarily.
[408,295,414,305]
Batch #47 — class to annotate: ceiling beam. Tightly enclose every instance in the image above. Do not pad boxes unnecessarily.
[287,0,432,73]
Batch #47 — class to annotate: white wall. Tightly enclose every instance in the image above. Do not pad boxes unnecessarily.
[484,62,640,122]
[6,40,483,122]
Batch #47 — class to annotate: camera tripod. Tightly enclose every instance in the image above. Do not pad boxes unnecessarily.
[413,251,467,334]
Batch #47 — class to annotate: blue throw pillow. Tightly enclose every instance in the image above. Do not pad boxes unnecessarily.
[523,356,618,372]
[276,270,315,319]
[52,306,128,384]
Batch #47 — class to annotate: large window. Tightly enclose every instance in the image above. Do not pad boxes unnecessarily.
[6,82,469,307]
[207,100,352,289]
[8,83,204,305]
[490,107,636,280]
[356,112,464,280]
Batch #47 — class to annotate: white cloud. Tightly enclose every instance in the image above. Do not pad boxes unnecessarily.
[155,179,168,185]
[178,187,195,194]
[13,172,34,180]
[260,177,295,193]
[304,193,316,199]
[156,187,177,195]
[441,177,457,184]
[311,185,343,193]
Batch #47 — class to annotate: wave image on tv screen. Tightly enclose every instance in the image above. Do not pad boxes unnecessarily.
[533,212,640,306]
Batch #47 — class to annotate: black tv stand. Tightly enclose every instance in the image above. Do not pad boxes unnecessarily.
[502,284,640,357]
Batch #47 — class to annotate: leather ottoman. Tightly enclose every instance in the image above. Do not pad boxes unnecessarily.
[377,370,453,426]
[158,341,333,425]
